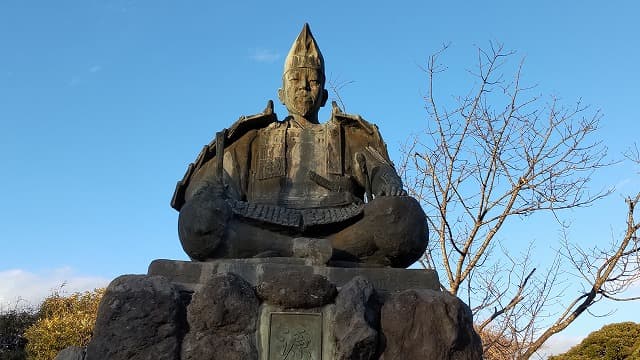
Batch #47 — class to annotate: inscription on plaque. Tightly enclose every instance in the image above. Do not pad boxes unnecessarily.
[268,312,322,360]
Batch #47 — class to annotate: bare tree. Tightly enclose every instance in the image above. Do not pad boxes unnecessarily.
[327,74,354,112]
[399,43,640,358]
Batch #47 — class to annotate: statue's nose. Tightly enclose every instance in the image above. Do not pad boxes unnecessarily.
[299,79,311,90]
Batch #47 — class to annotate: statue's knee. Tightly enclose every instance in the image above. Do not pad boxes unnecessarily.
[365,196,428,266]
[365,196,427,230]
[178,197,231,261]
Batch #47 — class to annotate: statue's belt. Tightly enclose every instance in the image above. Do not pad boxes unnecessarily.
[228,200,364,229]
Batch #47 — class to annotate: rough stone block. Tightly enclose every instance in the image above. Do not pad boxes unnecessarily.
[54,346,85,360]
[256,270,337,308]
[85,275,185,360]
[334,276,380,360]
[181,273,259,360]
[380,289,483,360]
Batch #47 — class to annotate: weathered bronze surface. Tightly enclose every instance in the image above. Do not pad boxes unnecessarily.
[172,24,428,268]
[268,312,322,360]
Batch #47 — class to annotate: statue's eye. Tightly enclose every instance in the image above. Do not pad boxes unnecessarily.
[288,71,301,81]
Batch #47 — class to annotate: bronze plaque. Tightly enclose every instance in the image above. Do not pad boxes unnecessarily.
[268,312,322,360]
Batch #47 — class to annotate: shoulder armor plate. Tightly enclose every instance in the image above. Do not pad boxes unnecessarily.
[171,101,278,210]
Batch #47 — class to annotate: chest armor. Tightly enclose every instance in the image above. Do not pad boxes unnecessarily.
[248,121,346,208]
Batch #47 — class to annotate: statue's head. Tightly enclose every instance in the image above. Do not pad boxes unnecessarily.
[278,24,328,123]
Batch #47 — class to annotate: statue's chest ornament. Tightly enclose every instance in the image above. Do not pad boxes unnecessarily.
[256,124,343,180]
[256,127,286,180]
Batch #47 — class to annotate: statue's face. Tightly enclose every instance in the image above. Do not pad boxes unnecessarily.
[280,67,326,118]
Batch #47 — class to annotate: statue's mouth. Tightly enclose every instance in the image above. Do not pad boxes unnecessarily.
[295,95,315,105]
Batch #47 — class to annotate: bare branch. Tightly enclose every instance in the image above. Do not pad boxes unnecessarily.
[327,74,354,112]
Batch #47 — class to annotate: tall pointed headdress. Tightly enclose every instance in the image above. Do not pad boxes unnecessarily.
[284,23,325,76]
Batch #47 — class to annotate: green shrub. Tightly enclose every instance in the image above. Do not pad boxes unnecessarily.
[23,289,104,360]
[550,322,640,360]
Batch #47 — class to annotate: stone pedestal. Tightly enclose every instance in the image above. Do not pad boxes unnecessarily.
[147,258,440,293]
[80,260,482,360]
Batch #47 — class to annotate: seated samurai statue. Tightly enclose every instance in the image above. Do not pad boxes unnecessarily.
[171,24,427,268]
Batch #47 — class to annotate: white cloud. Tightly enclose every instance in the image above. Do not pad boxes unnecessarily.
[249,48,280,63]
[89,65,102,73]
[537,333,583,357]
[0,267,110,311]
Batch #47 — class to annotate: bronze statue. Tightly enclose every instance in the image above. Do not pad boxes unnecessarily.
[171,24,427,268]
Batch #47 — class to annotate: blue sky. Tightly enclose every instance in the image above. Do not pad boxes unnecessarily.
[1,0,639,355]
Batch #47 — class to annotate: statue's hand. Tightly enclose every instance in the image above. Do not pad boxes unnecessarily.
[371,165,407,197]
[377,185,407,197]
